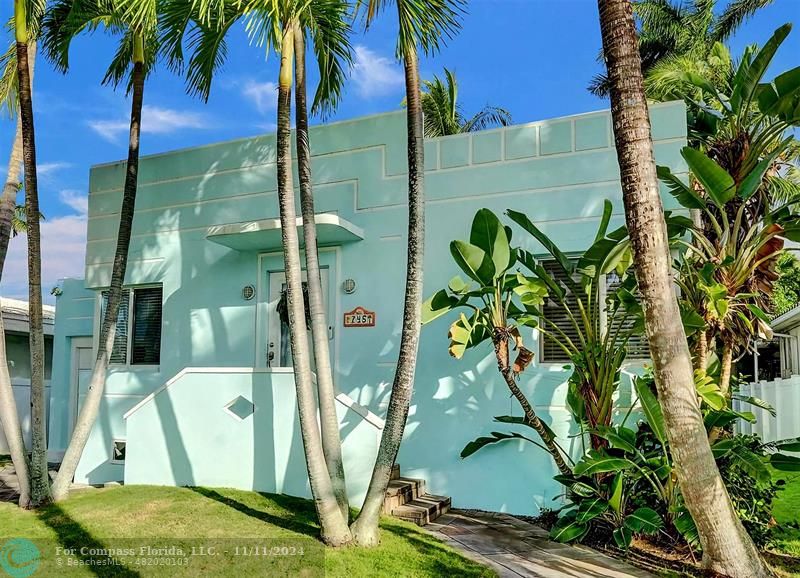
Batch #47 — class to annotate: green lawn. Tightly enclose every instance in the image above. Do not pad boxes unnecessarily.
[766,467,800,577]
[772,467,800,556]
[0,486,495,577]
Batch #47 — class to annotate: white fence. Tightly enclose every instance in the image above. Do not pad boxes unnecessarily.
[735,376,800,443]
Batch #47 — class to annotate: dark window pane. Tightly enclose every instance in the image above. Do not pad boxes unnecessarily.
[102,289,130,364]
[131,287,162,365]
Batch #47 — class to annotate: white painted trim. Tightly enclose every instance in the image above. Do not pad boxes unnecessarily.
[123,366,295,419]
[206,213,364,245]
[110,439,127,465]
[122,366,386,431]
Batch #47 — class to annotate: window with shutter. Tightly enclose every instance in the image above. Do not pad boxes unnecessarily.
[539,261,648,362]
[100,286,162,365]
[102,289,130,364]
[131,287,162,365]
[540,261,581,363]
[605,272,650,359]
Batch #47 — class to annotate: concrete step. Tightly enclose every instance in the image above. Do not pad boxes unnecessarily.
[383,477,426,513]
[391,494,451,526]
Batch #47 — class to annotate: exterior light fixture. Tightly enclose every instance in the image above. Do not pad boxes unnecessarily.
[342,279,356,294]
[242,284,256,301]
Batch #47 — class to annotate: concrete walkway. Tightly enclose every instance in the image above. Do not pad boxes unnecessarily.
[424,510,656,578]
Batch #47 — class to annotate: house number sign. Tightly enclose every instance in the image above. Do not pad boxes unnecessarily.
[344,306,376,327]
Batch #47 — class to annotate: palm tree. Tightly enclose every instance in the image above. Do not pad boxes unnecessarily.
[42,0,158,502]
[0,40,36,508]
[419,68,510,137]
[589,0,774,97]
[597,0,769,575]
[14,0,50,508]
[348,0,463,547]
[292,4,353,523]
[169,0,354,546]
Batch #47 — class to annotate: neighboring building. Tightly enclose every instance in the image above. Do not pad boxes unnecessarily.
[745,305,800,382]
[48,102,688,515]
[1,298,55,454]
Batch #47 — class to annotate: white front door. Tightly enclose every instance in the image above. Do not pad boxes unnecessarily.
[266,269,331,368]
[70,337,94,433]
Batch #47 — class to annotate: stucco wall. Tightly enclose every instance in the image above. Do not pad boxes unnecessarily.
[50,103,687,513]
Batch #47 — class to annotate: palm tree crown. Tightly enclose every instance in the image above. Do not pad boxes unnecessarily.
[589,0,774,97]
[419,68,510,137]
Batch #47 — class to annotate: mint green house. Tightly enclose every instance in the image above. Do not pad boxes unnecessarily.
[48,102,687,515]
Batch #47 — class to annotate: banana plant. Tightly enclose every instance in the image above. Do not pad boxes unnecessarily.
[670,24,800,192]
[423,208,573,476]
[659,146,800,395]
[549,376,669,549]
[504,202,640,450]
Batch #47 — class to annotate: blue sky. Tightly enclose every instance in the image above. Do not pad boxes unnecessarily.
[0,0,798,301]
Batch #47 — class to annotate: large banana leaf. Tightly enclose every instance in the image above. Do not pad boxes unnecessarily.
[731,23,791,113]
[470,208,511,278]
[450,240,495,285]
[681,147,736,206]
[634,377,667,445]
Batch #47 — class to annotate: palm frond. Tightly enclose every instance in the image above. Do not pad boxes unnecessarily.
[356,0,465,58]
[461,105,511,133]
[305,0,353,117]
[712,0,775,42]
[0,38,18,118]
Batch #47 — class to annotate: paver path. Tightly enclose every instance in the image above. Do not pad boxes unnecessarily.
[424,510,656,578]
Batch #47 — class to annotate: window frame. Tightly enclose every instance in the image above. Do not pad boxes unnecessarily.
[110,439,127,464]
[537,257,649,365]
[95,284,163,369]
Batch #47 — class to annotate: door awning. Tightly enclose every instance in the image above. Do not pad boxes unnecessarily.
[206,213,364,251]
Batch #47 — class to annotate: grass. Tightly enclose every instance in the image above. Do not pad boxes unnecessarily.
[770,466,800,566]
[0,486,495,577]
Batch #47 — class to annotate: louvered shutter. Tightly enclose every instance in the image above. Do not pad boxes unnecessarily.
[102,289,130,364]
[540,261,581,363]
[131,287,162,365]
[605,272,649,359]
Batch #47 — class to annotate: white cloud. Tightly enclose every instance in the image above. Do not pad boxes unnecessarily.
[58,189,88,215]
[88,105,207,143]
[38,162,72,177]
[1,189,89,301]
[351,45,404,99]
[242,80,278,115]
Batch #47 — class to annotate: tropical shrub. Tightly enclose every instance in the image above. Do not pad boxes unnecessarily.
[549,376,671,549]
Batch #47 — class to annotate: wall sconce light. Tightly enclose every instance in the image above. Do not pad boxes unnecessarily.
[242,284,256,300]
[342,279,356,294]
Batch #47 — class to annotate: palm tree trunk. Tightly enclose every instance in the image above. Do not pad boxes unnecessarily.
[719,340,733,396]
[350,43,425,547]
[276,22,351,547]
[493,330,571,476]
[597,1,769,576]
[51,40,146,502]
[0,42,35,509]
[695,330,708,372]
[15,2,51,506]
[293,25,349,523]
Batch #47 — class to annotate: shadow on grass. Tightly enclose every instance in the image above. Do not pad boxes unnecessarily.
[37,503,141,577]
[188,487,320,537]
[381,523,493,577]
